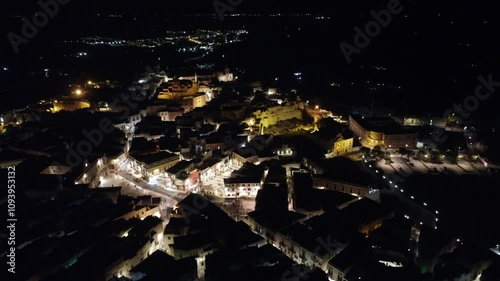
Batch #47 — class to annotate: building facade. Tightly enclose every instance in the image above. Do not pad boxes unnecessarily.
[157,79,200,100]
[332,136,354,157]
[128,152,180,178]
[253,103,303,130]
[349,115,417,149]
[158,110,184,122]
[312,176,380,202]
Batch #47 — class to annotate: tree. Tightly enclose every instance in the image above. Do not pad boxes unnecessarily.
[416,149,427,161]
[430,150,443,163]
[445,151,459,164]
[360,146,371,157]
[407,150,415,159]
[371,145,384,160]
[372,149,385,160]
[384,152,393,164]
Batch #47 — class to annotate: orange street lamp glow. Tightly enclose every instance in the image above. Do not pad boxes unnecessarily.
[75,89,82,95]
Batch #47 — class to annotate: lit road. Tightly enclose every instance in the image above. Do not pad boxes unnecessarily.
[361,157,438,228]
[116,170,182,206]
[107,158,266,217]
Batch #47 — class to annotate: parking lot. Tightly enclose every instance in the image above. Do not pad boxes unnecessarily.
[375,153,490,178]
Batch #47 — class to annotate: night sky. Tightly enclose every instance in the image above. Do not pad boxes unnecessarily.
[1,0,499,114]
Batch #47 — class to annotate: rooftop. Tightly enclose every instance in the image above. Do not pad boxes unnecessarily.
[350,114,416,135]
[131,151,178,165]
[248,209,306,232]
[319,157,377,186]
[166,160,193,174]
[173,230,214,250]
[131,250,196,281]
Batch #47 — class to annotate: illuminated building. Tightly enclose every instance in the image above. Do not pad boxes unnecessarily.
[178,93,207,113]
[332,134,354,157]
[272,144,296,157]
[128,151,180,179]
[165,160,200,192]
[158,110,184,122]
[244,209,347,271]
[312,176,380,201]
[74,156,121,188]
[196,156,229,183]
[117,205,162,221]
[103,217,164,280]
[349,115,417,149]
[157,79,200,100]
[217,68,234,82]
[223,163,266,198]
[253,103,303,134]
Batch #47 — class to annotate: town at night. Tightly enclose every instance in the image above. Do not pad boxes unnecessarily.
[1,1,500,280]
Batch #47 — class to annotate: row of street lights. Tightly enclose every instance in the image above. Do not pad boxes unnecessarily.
[364,158,440,230]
